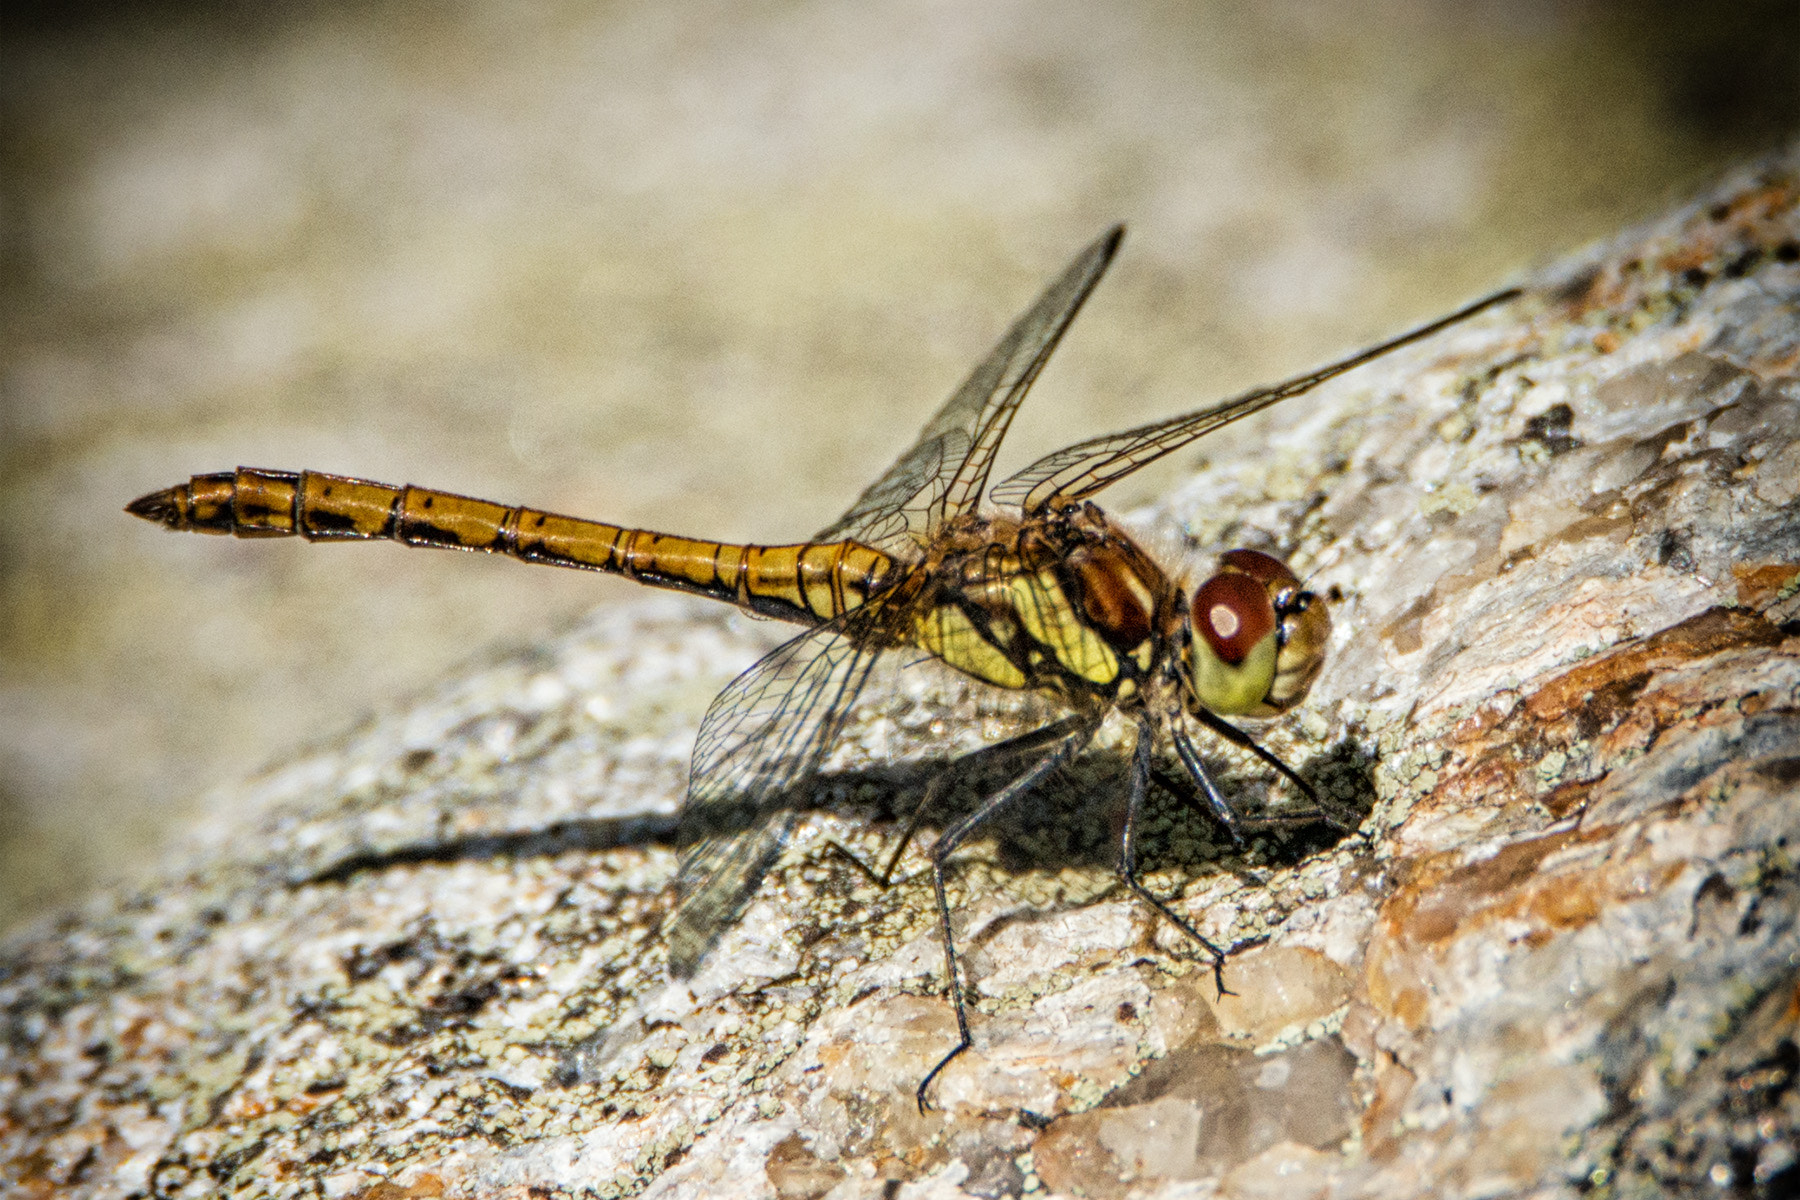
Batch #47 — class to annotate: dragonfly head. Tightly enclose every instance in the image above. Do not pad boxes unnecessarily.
[1183,549,1329,718]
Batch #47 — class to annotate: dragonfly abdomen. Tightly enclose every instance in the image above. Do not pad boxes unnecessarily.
[126,468,892,623]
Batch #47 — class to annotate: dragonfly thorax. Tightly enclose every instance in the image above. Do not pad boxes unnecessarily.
[907,503,1178,699]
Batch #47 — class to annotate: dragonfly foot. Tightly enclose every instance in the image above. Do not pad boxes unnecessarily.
[1211,959,1235,1000]
[915,1038,967,1115]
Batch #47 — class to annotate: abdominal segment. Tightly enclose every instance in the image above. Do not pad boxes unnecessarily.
[126,467,892,625]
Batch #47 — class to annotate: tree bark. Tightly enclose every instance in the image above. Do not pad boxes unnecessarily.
[4,146,1798,1200]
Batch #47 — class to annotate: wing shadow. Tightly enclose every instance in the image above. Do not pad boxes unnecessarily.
[297,729,1374,889]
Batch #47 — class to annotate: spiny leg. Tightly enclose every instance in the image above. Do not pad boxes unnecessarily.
[1171,723,1252,847]
[1150,764,1332,836]
[1187,707,1356,832]
[825,715,1093,887]
[1123,717,1233,995]
[916,713,1101,1113]
[821,768,968,888]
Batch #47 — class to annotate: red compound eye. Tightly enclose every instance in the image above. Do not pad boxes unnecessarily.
[1192,572,1275,666]
[1218,548,1297,589]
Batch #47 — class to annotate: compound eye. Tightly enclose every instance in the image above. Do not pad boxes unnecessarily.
[1217,548,1296,590]
[1186,570,1282,716]
[1266,584,1331,712]
[1192,572,1276,665]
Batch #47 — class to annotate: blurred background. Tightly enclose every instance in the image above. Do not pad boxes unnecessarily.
[3,0,1797,933]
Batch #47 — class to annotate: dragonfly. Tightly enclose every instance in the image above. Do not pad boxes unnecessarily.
[128,227,1516,1108]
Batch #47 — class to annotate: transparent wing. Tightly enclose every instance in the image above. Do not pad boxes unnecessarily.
[991,287,1520,513]
[664,602,899,975]
[815,226,1124,550]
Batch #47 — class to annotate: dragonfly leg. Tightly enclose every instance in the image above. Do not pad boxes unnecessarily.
[890,715,1096,884]
[1123,719,1232,996]
[916,713,1100,1114]
[1187,708,1355,833]
[819,775,957,889]
[1150,763,1331,835]
[824,715,1096,888]
[1171,724,1251,848]
[875,778,940,885]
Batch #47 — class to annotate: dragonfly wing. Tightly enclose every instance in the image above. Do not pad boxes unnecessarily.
[809,427,962,555]
[988,386,1296,515]
[815,226,1124,549]
[665,605,894,975]
[991,287,1520,514]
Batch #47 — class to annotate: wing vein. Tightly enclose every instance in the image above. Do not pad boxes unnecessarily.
[992,286,1520,512]
[815,227,1124,548]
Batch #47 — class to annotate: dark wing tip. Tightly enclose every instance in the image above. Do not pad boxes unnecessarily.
[125,486,182,527]
[1089,224,1125,266]
[662,911,716,979]
[664,944,703,980]
[1455,285,1523,319]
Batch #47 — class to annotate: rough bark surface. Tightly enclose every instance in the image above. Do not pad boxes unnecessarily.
[4,149,1799,1200]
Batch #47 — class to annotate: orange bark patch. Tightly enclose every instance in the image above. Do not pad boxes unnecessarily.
[1388,985,1429,1029]
[765,1133,847,1200]
[1423,753,1519,816]
[1541,777,1598,819]
[1523,608,1781,724]
[1708,181,1800,228]
[1527,878,1603,930]
[1733,563,1800,610]
[1364,826,1628,1025]
[1361,1057,1417,1161]
[354,1176,446,1200]
[1660,242,1716,274]
[1394,830,1587,949]
[1414,608,1788,827]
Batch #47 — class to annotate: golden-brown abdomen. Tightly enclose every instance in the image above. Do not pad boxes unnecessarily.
[127,468,892,625]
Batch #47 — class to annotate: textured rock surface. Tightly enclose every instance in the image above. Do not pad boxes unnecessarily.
[4,149,1799,1198]
[10,0,1800,932]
